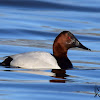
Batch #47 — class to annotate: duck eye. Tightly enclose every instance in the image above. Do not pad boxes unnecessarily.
[68,36,71,39]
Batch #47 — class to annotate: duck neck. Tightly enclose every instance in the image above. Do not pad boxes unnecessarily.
[53,42,68,57]
[53,43,73,69]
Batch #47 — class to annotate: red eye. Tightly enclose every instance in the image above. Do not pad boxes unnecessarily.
[68,37,71,39]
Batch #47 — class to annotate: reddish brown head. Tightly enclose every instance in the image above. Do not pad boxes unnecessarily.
[53,31,91,69]
[53,31,91,57]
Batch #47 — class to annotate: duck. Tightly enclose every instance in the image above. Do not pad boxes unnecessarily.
[1,31,91,69]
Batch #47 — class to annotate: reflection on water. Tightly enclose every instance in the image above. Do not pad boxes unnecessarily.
[1,66,79,84]
[2,68,68,83]
[50,69,69,83]
[0,65,100,99]
[2,67,100,84]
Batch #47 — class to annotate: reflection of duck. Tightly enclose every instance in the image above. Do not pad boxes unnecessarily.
[51,69,69,78]
[50,69,68,83]
[3,68,69,83]
[1,31,91,69]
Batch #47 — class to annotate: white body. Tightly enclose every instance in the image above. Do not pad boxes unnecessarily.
[10,51,60,69]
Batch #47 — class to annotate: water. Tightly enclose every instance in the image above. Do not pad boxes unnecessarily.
[0,0,100,99]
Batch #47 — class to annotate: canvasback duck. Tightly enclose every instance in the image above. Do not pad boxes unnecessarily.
[1,31,91,69]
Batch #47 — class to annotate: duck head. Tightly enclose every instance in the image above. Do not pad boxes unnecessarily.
[64,31,91,50]
[53,31,91,57]
[53,31,91,69]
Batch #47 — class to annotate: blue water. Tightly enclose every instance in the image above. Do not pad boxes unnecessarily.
[0,0,100,99]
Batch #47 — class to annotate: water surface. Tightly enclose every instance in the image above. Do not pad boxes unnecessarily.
[0,0,100,99]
